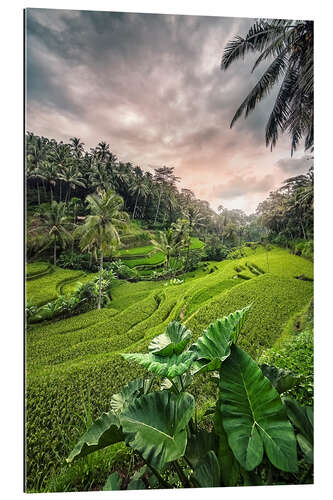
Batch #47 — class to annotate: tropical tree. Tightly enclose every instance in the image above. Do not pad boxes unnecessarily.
[58,163,86,202]
[153,167,180,224]
[70,137,85,159]
[151,229,179,271]
[32,201,72,265]
[75,190,129,309]
[221,19,314,155]
[129,173,149,218]
[40,161,59,203]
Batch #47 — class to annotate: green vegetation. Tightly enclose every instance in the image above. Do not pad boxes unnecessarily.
[25,245,313,491]
[25,20,313,489]
[66,308,312,490]
[26,265,90,307]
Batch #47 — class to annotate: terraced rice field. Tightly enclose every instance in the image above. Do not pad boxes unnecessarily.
[25,245,313,491]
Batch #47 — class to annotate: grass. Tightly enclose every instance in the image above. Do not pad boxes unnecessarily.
[26,261,52,279]
[258,300,314,405]
[26,266,93,306]
[25,244,313,491]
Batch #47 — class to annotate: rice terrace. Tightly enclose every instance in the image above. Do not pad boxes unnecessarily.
[25,9,314,494]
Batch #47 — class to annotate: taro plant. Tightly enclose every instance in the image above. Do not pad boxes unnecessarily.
[67,305,313,489]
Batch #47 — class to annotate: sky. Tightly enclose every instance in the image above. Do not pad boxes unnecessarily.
[25,8,310,214]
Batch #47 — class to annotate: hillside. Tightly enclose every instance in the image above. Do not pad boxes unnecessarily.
[25,244,313,491]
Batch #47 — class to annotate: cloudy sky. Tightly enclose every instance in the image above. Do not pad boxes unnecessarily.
[25,8,310,213]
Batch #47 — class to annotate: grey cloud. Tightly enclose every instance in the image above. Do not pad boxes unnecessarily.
[25,8,300,213]
[212,174,275,200]
[276,156,311,175]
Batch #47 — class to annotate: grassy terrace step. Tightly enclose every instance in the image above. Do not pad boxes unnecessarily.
[185,273,313,359]
[26,261,52,280]
[26,267,95,307]
[25,246,313,491]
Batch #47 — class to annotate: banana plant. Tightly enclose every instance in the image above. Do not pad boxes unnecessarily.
[67,306,312,489]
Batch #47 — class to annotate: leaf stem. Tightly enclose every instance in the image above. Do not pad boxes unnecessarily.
[173,460,191,488]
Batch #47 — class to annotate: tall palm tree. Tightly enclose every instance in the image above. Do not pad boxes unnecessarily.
[222,19,313,155]
[32,201,72,265]
[89,161,113,192]
[58,163,86,202]
[70,137,85,159]
[40,161,59,203]
[129,174,149,218]
[75,190,129,309]
[151,230,177,270]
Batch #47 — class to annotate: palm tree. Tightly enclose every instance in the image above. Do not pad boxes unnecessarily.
[40,161,59,203]
[58,163,86,202]
[130,174,149,218]
[151,229,180,271]
[70,137,85,159]
[89,161,113,192]
[222,19,313,155]
[75,190,129,309]
[32,201,72,265]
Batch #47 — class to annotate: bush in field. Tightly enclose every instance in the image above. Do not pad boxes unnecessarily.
[202,235,229,262]
[67,307,313,490]
[184,249,202,272]
[108,260,139,280]
[301,240,313,260]
[28,271,117,323]
[58,251,99,272]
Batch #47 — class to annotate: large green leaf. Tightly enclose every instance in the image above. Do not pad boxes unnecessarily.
[127,479,145,490]
[111,378,151,414]
[103,472,122,490]
[284,398,313,464]
[122,351,196,378]
[120,391,195,470]
[67,410,123,463]
[260,364,299,394]
[148,321,192,356]
[192,451,220,488]
[214,406,240,486]
[185,430,218,468]
[219,345,298,473]
[189,306,251,374]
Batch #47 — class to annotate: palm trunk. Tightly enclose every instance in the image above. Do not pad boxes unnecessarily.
[300,219,307,240]
[36,181,40,205]
[50,186,53,203]
[59,182,62,202]
[133,192,139,218]
[97,250,104,310]
[154,189,162,224]
[42,179,47,198]
[53,239,57,266]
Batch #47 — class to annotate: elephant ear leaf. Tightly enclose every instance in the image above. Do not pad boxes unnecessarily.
[186,430,218,468]
[219,345,298,473]
[214,406,240,487]
[103,472,122,490]
[189,306,250,374]
[120,391,195,471]
[111,378,151,414]
[284,398,313,464]
[122,351,197,378]
[260,364,299,394]
[192,451,220,488]
[127,479,145,490]
[148,321,192,356]
[67,410,123,463]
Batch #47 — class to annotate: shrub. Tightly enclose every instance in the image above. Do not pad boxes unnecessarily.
[108,260,139,280]
[302,240,314,260]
